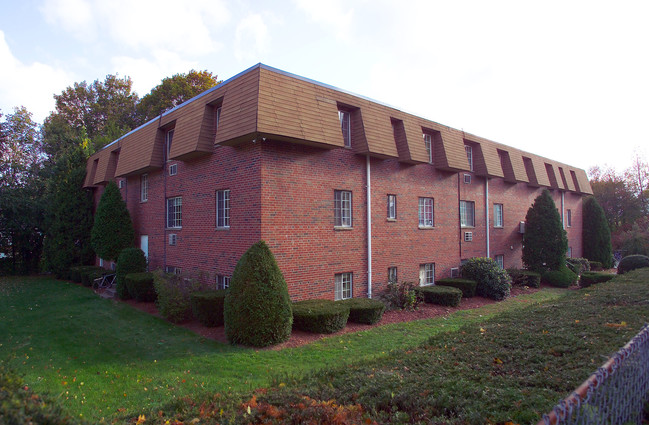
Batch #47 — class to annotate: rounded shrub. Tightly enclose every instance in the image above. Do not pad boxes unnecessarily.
[566,258,591,276]
[461,257,511,300]
[190,290,227,327]
[70,265,97,283]
[153,271,202,323]
[435,278,477,297]
[80,266,107,287]
[224,241,293,347]
[542,265,577,288]
[589,261,603,271]
[416,286,462,307]
[506,269,541,288]
[579,271,615,288]
[339,298,385,325]
[617,254,649,275]
[292,300,350,333]
[115,248,146,299]
[125,272,156,302]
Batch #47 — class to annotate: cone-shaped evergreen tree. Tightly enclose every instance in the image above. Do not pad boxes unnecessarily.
[224,241,292,347]
[582,196,613,268]
[90,181,135,261]
[522,190,568,272]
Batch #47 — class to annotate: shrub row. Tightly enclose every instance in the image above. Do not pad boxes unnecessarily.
[125,272,156,302]
[461,257,511,300]
[507,269,541,288]
[379,281,424,311]
[579,271,615,288]
[115,248,147,299]
[153,271,203,323]
[435,278,477,297]
[70,265,103,284]
[292,300,350,334]
[542,265,577,288]
[617,255,649,275]
[340,298,385,325]
[416,286,462,307]
[190,290,227,327]
[589,261,604,271]
[566,257,591,276]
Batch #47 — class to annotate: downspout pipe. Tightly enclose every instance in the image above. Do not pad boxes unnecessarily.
[366,155,372,299]
[561,191,565,229]
[485,177,490,258]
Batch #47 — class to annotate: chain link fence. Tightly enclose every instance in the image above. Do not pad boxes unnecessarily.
[540,324,649,425]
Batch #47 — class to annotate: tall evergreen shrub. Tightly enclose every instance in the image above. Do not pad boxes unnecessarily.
[522,190,568,272]
[115,248,147,299]
[224,241,292,347]
[90,181,135,261]
[582,196,613,268]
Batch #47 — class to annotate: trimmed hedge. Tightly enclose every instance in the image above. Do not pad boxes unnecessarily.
[579,271,615,288]
[507,269,541,288]
[292,300,350,334]
[435,278,477,298]
[589,261,604,271]
[416,286,462,307]
[70,265,98,283]
[542,265,577,288]
[125,272,156,302]
[190,290,227,327]
[80,266,107,287]
[461,257,511,300]
[339,298,385,325]
[617,255,649,275]
[115,248,147,300]
[566,257,591,276]
[153,271,202,323]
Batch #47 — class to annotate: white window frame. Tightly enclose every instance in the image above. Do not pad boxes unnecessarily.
[168,163,177,176]
[216,189,230,228]
[216,275,230,290]
[166,196,182,229]
[334,190,352,227]
[165,129,174,161]
[495,254,504,269]
[419,263,435,286]
[388,266,398,283]
[338,110,351,148]
[140,174,148,202]
[165,266,182,275]
[465,145,473,172]
[119,179,126,189]
[423,133,433,163]
[566,209,572,227]
[567,247,573,258]
[460,200,475,228]
[418,197,434,227]
[494,203,503,228]
[215,106,222,135]
[387,194,397,220]
[335,272,352,300]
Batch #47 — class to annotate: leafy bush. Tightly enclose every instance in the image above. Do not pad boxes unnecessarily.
[522,190,568,272]
[224,241,293,347]
[542,265,577,288]
[115,248,146,299]
[461,258,511,300]
[125,272,156,302]
[582,196,613,268]
[70,265,97,283]
[90,181,135,262]
[435,278,477,297]
[566,257,591,276]
[79,266,107,287]
[617,254,649,275]
[339,298,385,325]
[190,290,227,327]
[507,269,541,288]
[589,261,603,271]
[292,300,350,333]
[579,271,615,288]
[378,281,423,311]
[153,270,202,323]
[416,286,462,307]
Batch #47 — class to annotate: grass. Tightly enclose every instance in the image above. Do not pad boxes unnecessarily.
[0,276,562,422]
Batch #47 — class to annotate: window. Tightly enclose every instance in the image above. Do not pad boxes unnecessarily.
[165,129,174,160]
[567,247,573,258]
[119,180,126,189]
[166,196,182,228]
[494,203,503,228]
[168,234,177,246]
[418,197,434,227]
[460,200,475,227]
[465,145,473,172]
[566,209,572,227]
[216,275,230,290]
[140,174,148,202]
[334,190,352,227]
[335,272,352,300]
[338,110,351,148]
[495,254,504,269]
[215,106,222,135]
[216,189,230,228]
[419,263,435,286]
[169,163,177,176]
[387,194,397,220]
[165,266,182,275]
[464,231,473,242]
[388,267,398,283]
[423,133,433,163]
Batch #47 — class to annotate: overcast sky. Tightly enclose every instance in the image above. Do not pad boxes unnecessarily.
[1,0,647,173]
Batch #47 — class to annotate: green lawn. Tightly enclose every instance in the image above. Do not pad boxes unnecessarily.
[0,276,562,422]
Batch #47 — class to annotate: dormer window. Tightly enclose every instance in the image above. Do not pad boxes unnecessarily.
[338,110,351,148]
[423,133,433,163]
[165,129,175,161]
[214,106,222,135]
[465,145,473,172]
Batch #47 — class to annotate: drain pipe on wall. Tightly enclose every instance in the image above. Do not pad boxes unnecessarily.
[366,155,372,299]
[561,191,565,229]
[485,177,490,258]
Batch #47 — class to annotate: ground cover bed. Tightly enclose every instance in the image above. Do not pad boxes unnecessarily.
[1,269,644,424]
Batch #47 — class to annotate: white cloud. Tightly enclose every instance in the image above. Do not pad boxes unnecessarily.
[40,0,95,40]
[0,31,73,122]
[234,14,270,63]
[292,0,354,40]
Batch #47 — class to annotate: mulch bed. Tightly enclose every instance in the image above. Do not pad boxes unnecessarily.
[100,284,548,350]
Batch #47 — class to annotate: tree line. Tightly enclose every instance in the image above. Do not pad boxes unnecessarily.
[0,70,220,275]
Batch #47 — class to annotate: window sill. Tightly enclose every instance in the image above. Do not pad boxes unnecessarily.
[420,282,435,287]
[166,227,182,231]
[461,226,475,229]
[334,226,353,231]
[216,226,230,230]
[140,200,148,203]
[493,225,503,229]
[418,225,435,230]
[386,218,397,222]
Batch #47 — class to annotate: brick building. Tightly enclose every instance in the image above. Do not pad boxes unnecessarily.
[84,64,592,301]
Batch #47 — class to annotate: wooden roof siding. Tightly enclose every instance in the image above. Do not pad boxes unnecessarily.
[558,166,575,192]
[401,116,430,163]
[360,103,400,157]
[502,148,529,183]
[90,144,120,185]
[113,120,162,177]
[572,168,593,194]
[214,67,260,145]
[464,136,505,178]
